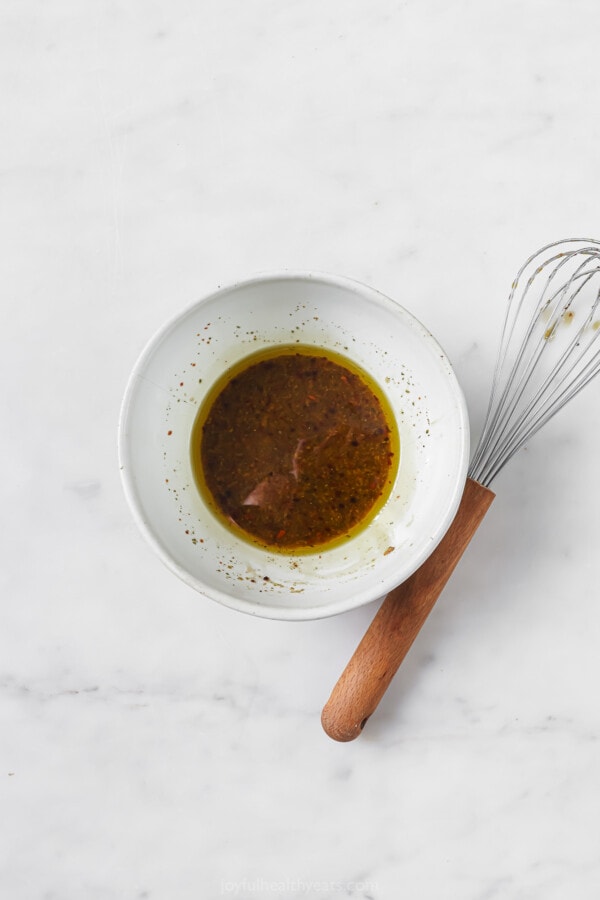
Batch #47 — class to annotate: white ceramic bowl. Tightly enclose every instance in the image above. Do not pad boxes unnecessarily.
[118,273,469,620]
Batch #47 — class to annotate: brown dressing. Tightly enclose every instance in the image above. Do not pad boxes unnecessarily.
[190,345,399,552]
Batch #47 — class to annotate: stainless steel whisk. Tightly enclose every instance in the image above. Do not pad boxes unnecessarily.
[322,238,600,741]
[471,238,600,486]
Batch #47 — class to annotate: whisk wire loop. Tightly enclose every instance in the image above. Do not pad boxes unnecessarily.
[469,239,600,487]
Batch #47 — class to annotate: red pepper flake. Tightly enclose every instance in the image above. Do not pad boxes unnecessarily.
[340,375,348,383]
[276,529,286,540]
[167,430,173,435]
[180,382,184,386]
[307,394,318,402]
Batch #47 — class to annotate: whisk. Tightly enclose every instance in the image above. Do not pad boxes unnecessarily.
[322,238,600,741]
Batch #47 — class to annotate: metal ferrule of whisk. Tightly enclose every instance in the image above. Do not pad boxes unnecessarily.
[470,238,600,487]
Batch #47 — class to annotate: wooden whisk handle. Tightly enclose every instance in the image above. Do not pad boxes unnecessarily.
[321,477,495,741]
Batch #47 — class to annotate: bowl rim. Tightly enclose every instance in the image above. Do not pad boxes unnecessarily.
[118,270,470,619]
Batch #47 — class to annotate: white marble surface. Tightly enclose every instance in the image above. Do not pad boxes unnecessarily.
[2,1,600,898]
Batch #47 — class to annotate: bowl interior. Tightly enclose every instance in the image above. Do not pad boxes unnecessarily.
[119,273,469,619]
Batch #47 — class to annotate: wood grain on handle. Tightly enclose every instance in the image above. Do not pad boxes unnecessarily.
[321,478,495,742]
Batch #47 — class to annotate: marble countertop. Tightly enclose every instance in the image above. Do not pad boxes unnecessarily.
[2,2,600,898]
